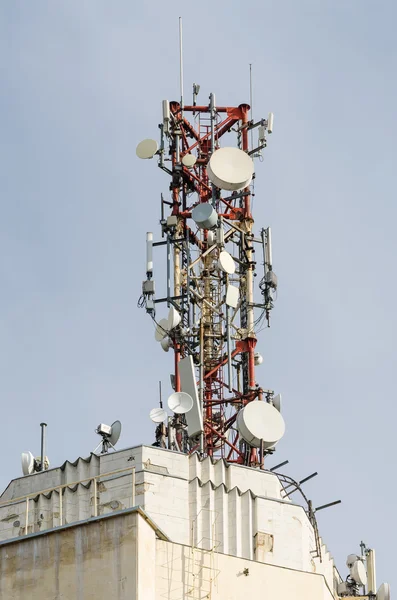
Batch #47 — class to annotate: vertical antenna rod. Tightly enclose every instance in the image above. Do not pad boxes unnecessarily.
[179,17,184,111]
[40,422,47,472]
[249,64,254,151]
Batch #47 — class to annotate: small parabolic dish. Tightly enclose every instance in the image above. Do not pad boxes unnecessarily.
[218,251,236,274]
[182,154,197,168]
[168,306,181,330]
[236,401,285,449]
[207,147,254,192]
[161,336,172,352]
[192,204,218,230]
[109,420,122,446]
[167,391,194,414]
[21,451,35,476]
[378,584,391,600]
[149,408,167,423]
[155,318,169,341]
[254,352,263,366]
[350,561,367,587]
[136,139,158,159]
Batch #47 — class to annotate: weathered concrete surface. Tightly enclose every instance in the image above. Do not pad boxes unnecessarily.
[0,510,156,600]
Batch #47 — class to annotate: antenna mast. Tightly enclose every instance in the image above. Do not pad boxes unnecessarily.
[138,48,279,467]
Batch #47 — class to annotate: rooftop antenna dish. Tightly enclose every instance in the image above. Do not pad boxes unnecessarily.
[149,408,167,423]
[236,401,285,449]
[350,560,367,587]
[192,203,218,230]
[167,306,181,330]
[136,139,159,160]
[21,451,36,476]
[378,583,391,600]
[218,250,236,274]
[182,154,197,168]
[93,420,122,454]
[167,391,193,414]
[207,147,254,191]
[155,318,169,341]
[161,336,172,352]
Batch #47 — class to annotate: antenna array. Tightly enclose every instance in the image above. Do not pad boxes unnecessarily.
[138,84,281,466]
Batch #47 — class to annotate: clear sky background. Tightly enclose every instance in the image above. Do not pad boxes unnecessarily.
[1,0,395,590]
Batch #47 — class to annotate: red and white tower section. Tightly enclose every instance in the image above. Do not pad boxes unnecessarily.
[138,91,284,466]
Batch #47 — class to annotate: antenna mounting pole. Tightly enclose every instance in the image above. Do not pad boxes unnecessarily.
[40,422,47,472]
[179,17,184,112]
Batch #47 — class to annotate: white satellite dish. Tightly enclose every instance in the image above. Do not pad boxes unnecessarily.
[161,336,172,352]
[236,401,285,449]
[350,560,367,587]
[377,583,391,600]
[167,391,194,414]
[21,451,35,476]
[155,318,169,341]
[108,420,122,446]
[273,393,282,413]
[207,147,254,191]
[136,139,158,159]
[149,408,167,423]
[167,306,181,330]
[218,250,235,274]
[346,554,359,568]
[182,154,197,168]
[254,352,263,366]
[192,203,218,230]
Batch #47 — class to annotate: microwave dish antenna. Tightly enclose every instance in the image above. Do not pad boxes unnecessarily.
[182,154,197,168]
[21,451,36,476]
[161,336,172,352]
[377,583,391,600]
[150,408,168,423]
[155,318,169,341]
[218,250,236,274]
[207,147,254,191]
[93,420,122,454]
[167,306,181,330]
[236,401,285,449]
[168,391,193,414]
[350,560,367,587]
[136,139,158,159]
[192,204,218,230]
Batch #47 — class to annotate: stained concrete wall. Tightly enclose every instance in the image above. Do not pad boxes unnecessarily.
[155,539,335,600]
[0,510,155,600]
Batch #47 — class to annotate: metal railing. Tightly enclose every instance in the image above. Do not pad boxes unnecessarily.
[0,466,136,537]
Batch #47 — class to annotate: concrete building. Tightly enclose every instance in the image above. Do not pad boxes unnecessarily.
[0,445,342,599]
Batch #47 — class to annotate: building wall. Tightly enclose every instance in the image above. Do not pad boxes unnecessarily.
[155,539,335,600]
[0,510,145,600]
[0,446,340,596]
[0,510,335,600]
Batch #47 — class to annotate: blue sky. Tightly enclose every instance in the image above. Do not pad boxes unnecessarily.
[1,0,396,588]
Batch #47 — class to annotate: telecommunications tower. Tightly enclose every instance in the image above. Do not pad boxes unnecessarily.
[138,80,284,467]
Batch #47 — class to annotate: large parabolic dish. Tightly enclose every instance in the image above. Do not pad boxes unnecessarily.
[207,147,254,191]
[236,401,285,449]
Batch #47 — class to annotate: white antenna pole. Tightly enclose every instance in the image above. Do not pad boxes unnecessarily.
[179,17,184,111]
[146,232,153,276]
[265,227,273,269]
[249,63,254,151]
[366,549,377,595]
